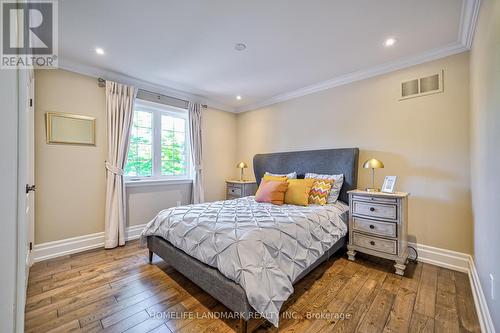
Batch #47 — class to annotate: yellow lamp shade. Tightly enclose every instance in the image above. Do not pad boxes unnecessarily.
[236,162,248,169]
[236,162,248,181]
[363,158,384,169]
[363,158,384,192]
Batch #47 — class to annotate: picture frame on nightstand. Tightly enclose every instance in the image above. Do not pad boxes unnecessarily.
[381,176,397,193]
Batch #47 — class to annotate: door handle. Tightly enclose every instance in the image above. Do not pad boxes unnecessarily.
[26,184,36,194]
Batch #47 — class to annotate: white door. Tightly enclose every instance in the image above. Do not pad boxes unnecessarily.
[15,68,35,332]
[26,70,35,266]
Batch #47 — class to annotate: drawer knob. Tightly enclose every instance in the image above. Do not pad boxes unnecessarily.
[369,207,375,212]
[369,224,375,229]
[370,241,375,246]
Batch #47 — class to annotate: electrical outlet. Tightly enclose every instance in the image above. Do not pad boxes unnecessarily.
[490,274,495,300]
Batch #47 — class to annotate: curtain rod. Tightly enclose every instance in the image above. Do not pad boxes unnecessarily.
[97,78,207,108]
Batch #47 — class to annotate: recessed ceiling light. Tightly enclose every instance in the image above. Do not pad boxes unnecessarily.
[236,95,242,100]
[384,38,397,47]
[234,43,246,51]
[95,47,105,55]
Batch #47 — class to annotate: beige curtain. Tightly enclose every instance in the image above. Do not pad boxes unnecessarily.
[104,81,137,248]
[188,102,204,204]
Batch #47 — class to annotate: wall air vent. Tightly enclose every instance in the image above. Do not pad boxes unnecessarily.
[400,70,443,100]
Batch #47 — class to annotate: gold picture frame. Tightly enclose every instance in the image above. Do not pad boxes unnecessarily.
[46,112,96,146]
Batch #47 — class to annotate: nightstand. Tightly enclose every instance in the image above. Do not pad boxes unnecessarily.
[226,180,257,200]
[346,189,410,276]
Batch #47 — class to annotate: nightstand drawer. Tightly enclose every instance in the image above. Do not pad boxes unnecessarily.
[352,195,397,204]
[352,201,397,220]
[352,232,397,255]
[227,186,242,197]
[352,217,397,238]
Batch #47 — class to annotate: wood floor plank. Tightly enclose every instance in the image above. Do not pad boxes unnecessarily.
[102,310,150,333]
[413,263,438,317]
[25,241,480,333]
[408,313,434,333]
[148,324,173,333]
[454,271,481,333]
[26,296,117,333]
[357,290,395,333]
[435,304,460,333]
[382,287,416,333]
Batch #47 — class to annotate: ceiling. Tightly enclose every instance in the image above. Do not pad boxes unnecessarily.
[59,0,478,112]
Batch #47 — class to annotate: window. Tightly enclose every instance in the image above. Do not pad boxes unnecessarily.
[125,100,190,181]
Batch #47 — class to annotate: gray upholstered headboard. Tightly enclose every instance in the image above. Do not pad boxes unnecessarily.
[253,148,359,204]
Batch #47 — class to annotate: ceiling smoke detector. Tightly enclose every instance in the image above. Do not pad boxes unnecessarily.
[234,43,246,51]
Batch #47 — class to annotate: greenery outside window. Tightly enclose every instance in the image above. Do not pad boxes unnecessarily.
[125,99,190,182]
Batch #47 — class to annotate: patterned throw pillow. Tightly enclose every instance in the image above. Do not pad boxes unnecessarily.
[264,171,297,179]
[309,179,333,205]
[305,173,344,203]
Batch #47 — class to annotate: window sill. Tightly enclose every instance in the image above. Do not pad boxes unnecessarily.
[125,178,193,188]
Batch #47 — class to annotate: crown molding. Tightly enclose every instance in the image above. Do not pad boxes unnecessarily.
[58,59,236,113]
[459,0,481,48]
[236,42,468,113]
[235,0,480,113]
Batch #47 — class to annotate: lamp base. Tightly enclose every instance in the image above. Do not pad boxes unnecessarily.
[365,188,380,192]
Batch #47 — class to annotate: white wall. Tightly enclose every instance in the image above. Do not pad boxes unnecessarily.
[126,183,191,227]
[470,0,500,327]
[0,69,19,332]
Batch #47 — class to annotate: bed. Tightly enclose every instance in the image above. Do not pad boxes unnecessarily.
[142,148,359,331]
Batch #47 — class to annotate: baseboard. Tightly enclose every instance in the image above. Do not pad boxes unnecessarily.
[32,224,148,263]
[468,257,496,333]
[408,242,470,273]
[408,242,495,332]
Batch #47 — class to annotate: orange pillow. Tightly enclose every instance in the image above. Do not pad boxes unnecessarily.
[255,180,289,205]
[284,179,315,206]
[263,175,288,182]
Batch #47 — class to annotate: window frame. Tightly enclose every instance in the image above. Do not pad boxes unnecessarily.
[125,99,191,183]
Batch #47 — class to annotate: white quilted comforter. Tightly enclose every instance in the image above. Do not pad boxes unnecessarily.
[140,196,348,326]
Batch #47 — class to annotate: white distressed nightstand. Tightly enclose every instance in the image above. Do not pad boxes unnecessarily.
[347,189,410,276]
[226,180,257,200]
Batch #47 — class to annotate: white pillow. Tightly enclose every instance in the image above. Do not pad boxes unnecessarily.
[305,173,344,203]
[264,171,297,179]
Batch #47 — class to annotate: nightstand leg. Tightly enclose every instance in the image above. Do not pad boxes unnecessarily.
[394,259,406,276]
[347,245,356,261]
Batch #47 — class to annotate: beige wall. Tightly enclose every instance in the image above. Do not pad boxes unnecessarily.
[236,53,472,254]
[470,0,500,326]
[202,108,238,201]
[35,69,237,243]
[35,69,107,243]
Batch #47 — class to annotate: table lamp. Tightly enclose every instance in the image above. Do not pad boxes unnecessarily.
[363,158,384,192]
[236,162,248,181]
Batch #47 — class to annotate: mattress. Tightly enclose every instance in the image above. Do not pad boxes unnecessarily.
[140,197,348,327]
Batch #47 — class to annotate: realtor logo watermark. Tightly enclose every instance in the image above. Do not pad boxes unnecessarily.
[1,0,58,68]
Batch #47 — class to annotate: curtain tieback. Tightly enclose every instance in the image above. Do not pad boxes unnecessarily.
[105,162,124,175]
[194,164,202,171]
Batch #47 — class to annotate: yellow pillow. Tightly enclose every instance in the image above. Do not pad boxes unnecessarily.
[263,175,288,182]
[309,179,333,205]
[284,179,315,206]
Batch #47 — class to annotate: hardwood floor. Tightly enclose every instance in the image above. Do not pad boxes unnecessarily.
[26,240,481,333]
